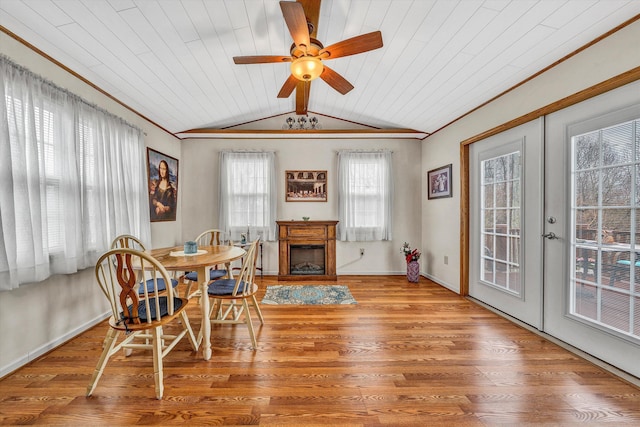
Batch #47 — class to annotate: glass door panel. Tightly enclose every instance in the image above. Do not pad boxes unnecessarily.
[570,118,639,341]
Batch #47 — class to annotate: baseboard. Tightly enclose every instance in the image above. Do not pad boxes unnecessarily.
[423,272,458,293]
[337,271,408,275]
[261,271,460,290]
[266,271,410,277]
[0,311,109,379]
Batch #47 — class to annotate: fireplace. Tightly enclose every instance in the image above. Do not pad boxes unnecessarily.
[277,220,337,281]
[290,244,325,275]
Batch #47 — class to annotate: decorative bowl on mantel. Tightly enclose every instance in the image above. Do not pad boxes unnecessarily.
[302,216,310,221]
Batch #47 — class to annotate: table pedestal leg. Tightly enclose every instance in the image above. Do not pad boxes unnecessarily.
[199,266,212,360]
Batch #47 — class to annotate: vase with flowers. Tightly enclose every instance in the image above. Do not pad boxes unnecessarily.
[401,242,421,283]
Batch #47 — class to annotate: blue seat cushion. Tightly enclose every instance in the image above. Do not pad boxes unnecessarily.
[616,260,640,267]
[122,296,184,322]
[207,278,246,296]
[184,269,227,282]
[138,278,179,295]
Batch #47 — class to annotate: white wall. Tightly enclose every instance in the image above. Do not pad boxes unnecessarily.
[180,138,422,275]
[0,33,182,376]
[422,19,640,293]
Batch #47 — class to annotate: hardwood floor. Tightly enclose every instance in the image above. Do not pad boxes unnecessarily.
[1,275,639,426]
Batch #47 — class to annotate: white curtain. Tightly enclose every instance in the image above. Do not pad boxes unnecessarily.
[337,150,393,241]
[218,151,277,242]
[0,55,150,291]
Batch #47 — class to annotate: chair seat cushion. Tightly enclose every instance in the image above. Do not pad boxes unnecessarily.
[207,278,245,296]
[184,269,227,282]
[616,260,640,267]
[138,278,179,295]
[123,296,184,322]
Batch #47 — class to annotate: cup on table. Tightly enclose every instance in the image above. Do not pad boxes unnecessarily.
[184,240,198,254]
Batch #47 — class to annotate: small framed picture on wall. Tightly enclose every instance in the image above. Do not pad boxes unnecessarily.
[285,170,327,202]
[427,164,452,199]
[147,148,178,221]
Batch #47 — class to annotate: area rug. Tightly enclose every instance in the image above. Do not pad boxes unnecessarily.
[261,285,357,305]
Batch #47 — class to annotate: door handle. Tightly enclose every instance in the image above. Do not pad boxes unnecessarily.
[542,232,559,240]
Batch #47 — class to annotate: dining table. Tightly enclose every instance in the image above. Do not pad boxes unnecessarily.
[148,244,246,360]
[575,239,639,284]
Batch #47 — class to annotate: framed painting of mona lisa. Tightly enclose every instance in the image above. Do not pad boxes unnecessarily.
[147,148,178,222]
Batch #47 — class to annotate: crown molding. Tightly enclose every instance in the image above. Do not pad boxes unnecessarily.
[175,128,428,140]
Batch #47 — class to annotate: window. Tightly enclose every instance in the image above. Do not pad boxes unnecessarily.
[218,151,277,241]
[5,96,64,252]
[571,117,639,340]
[337,150,393,241]
[1,56,149,291]
[480,151,522,295]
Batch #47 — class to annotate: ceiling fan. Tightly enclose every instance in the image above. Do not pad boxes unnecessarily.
[233,0,383,116]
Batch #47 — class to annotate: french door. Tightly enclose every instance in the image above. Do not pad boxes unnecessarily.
[470,80,640,378]
[469,118,544,329]
[544,81,640,378]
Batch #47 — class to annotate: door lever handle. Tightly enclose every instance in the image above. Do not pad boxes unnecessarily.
[542,232,559,240]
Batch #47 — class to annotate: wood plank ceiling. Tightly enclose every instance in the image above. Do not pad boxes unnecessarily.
[1,0,638,137]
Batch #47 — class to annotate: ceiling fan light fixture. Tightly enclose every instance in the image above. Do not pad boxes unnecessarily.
[291,56,323,81]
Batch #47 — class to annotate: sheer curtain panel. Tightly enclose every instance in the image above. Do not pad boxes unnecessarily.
[218,151,277,242]
[337,150,393,241]
[0,55,150,291]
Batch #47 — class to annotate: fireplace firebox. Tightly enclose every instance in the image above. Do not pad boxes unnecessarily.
[290,244,325,275]
[277,220,337,281]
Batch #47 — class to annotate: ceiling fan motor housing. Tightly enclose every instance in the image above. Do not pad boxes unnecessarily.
[290,38,324,59]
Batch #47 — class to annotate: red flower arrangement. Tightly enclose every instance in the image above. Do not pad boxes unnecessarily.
[400,242,421,263]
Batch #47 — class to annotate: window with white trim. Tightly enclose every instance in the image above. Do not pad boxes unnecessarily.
[218,151,277,242]
[337,151,393,241]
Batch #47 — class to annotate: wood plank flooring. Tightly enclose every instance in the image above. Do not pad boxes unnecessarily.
[1,275,639,426]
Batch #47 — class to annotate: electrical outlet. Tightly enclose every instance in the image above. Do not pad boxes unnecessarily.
[444,255,449,265]
[360,248,365,256]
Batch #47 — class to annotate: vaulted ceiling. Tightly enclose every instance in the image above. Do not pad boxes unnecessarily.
[1,0,639,138]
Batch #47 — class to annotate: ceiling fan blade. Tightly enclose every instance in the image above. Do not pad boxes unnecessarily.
[319,31,383,59]
[320,65,354,95]
[278,75,298,98]
[298,0,321,39]
[233,55,291,64]
[280,1,311,50]
[295,81,310,115]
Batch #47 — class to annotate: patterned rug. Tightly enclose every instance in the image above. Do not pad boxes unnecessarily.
[261,285,357,305]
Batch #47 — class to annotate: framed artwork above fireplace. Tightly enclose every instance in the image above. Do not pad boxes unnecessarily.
[285,170,327,202]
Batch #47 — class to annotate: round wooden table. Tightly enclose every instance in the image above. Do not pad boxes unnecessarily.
[149,245,246,360]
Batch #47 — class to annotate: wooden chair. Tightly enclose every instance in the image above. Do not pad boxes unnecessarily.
[111,235,180,296]
[194,228,225,246]
[202,239,264,349]
[87,248,198,399]
[111,234,146,251]
[183,229,230,298]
